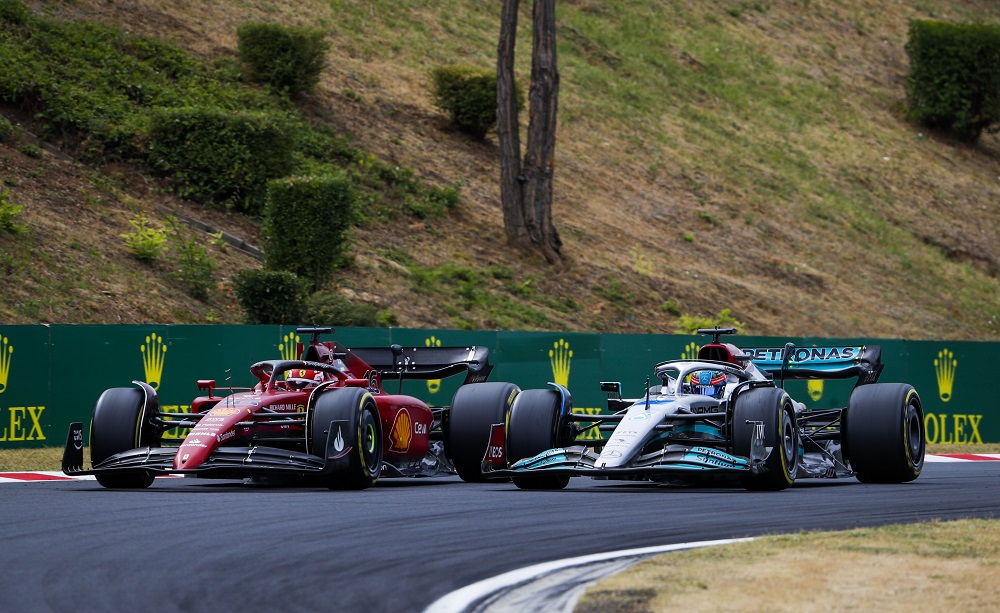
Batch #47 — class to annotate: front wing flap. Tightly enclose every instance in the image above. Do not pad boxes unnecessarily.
[61,420,353,480]
[485,443,770,481]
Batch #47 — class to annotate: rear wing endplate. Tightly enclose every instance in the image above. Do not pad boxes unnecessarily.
[741,344,882,384]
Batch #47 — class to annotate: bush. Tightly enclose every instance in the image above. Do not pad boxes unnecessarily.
[261,173,355,289]
[0,114,18,143]
[147,106,296,214]
[305,291,394,327]
[0,188,25,234]
[0,0,31,26]
[905,20,1000,142]
[237,22,329,95]
[167,217,216,300]
[120,214,165,262]
[430,65,521,140]
[232,269,308,324]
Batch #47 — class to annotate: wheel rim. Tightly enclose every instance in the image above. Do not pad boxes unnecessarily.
[905,403,924,466]
[360,410,380,476]
[781,410,797,476]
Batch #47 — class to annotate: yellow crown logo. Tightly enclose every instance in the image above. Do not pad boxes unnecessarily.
[549,339,573,387]
[682,342,700,360]
[0,334,12,394]
[934,348,956,403]
[141,333,167,390]
[807,379,824,402]
[279,333,300,361]
[426,336,442,394]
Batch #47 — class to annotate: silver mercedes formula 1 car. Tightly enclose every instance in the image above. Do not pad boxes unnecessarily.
[482,328,925,491]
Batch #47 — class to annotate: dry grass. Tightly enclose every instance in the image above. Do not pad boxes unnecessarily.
[578,519,1000,613]
[2,0,998,335]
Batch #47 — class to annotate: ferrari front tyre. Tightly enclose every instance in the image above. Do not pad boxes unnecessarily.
[732,387,798,491]
[448,382,519,482]
[311,388,382,490]
[844,383,924,483]
[507,388,572,490]
[90,387,156,489]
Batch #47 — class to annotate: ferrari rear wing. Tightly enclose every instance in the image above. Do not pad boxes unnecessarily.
[347,345,493,384]
[741,344,883,384]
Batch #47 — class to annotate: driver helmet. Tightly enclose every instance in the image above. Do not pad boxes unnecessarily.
[287,368,325,389]
[693,370,727,398]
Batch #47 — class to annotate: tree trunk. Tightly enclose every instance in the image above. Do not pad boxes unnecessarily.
[497,0,562,264]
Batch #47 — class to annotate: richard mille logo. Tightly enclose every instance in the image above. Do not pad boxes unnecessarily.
[141,333,167,390]
[549,339,572,387]
[935,348,957,403]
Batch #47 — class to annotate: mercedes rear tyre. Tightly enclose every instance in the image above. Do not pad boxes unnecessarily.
[732,387,798,491]
[90,387,156,489]
[311,388,382,490]
[507,388,572,490]
[448,382,519,482]
[844,383,924,483]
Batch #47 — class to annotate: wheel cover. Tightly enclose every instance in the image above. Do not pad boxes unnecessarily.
[904,403,924,466]
[780,410,797,478]
[360,411,380,475]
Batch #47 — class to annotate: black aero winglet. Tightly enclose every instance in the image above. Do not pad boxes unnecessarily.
[62,422,85,474]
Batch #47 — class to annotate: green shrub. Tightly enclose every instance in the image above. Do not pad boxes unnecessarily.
[0,188,25,234]
[120,214,165,262]
[261,173,355,289]
[167,216,216,300]
[676,308,745,334]
[905,20,1000,141]
[430,65,521,140]
[0,0,31,26]
[147,106,296,214]
[0,114,18,143]
[232,269,308,324]
[305,290,394,327]
[237,22,329,95]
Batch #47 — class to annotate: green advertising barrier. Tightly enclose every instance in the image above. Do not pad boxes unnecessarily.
[0,325,995,448]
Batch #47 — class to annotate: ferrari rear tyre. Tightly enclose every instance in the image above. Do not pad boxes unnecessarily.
[844,383,924,483]
[448,382,519,482]
[732,387,798,491]
[507,388,572,490]
[90,387,156,489]
[311,388,382,490]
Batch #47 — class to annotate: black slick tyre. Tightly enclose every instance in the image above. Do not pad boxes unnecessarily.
[448,382,519,482]
[311,388,382,490]
[507,388,572,490]
[844,383,924,483]
[90,387,156,489]
[732,387,798,491]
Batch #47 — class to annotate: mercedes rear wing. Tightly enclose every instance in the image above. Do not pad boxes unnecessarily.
[741,344,883,385]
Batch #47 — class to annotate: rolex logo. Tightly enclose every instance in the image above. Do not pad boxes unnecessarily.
[549,339,572,387]
[426,336,441,394]
[807,379,823,402]
[934,348,956,403]
[682,342,699,360]
[141,333,167,390]
[0,333,12,394]
[279,333,300,361]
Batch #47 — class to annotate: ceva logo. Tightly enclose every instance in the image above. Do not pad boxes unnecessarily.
[935,348,957,403]
[549,339,572,387]
[141,333,167,390]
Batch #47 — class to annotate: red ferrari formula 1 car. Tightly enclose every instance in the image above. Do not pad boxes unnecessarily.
[61,327,519,490]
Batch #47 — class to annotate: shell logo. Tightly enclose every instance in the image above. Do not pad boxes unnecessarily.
[389,409,412,452]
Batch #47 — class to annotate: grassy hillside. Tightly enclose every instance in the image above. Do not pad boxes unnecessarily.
[1,0,998,339]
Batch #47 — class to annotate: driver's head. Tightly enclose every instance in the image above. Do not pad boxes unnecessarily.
[693,370,726,398]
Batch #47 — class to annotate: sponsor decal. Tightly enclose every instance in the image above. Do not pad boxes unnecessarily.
[279,333,300,361]
[268,404,305,412]
[72,427,83,451]
[924,413,983,444]
[425,336,442,394]
[0,333,12,394]
[140,333,167,390]
[0,406,46,441]
[934,348,956,403]
[549,339,573,388]
[743,347,859,363]
[682,342,700,360]
[390,409,412,452]
[216,430,236,443]
[333,427,345,453]
[807,379,823,402]
[628,412,652,421]
[210,408,241,416]
[571,407,604,441]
